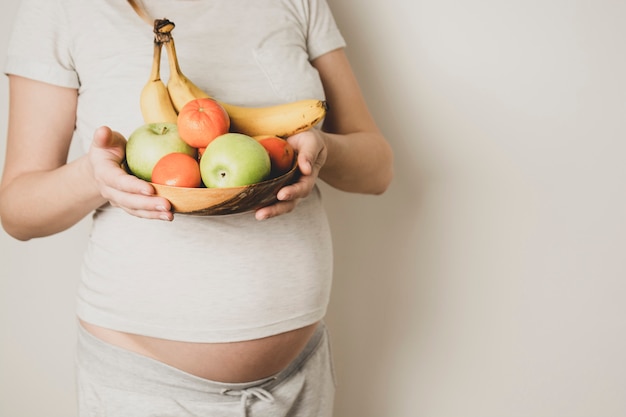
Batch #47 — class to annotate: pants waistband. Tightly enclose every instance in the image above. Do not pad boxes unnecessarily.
[76,322,326,402]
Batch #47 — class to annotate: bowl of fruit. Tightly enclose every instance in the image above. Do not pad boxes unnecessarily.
[149,156,300,215]
[124,114,302,216]
[124,20,325,215]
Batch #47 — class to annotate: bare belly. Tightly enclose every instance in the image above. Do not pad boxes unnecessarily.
[79,319,319,383]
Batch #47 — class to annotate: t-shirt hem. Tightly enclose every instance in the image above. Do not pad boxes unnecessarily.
[4,56,79,89]
[76,303,327,343]
[308,28,346,61]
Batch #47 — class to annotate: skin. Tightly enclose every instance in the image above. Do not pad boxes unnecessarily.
[0,47,394,381]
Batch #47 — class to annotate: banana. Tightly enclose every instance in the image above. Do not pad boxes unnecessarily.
[218,99,327,138]
[155,20,209,112]
[139,40,178,124]
[155,18,326,137]
[163,36,210,111]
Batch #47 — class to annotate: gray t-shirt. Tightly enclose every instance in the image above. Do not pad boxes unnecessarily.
[5,0,345,342]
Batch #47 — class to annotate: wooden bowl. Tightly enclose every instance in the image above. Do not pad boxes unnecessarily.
[150,160,300,215]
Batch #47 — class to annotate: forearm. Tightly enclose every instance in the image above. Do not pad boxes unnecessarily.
[319,130,394,195]
[0,155,106,241]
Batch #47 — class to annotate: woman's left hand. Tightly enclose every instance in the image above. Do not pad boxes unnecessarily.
[254,129,327,220]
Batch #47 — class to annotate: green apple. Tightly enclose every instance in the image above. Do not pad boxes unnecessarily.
[200,133,271,188]
[125,122,196,181]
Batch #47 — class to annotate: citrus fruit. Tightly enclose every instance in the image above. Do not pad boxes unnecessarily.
[255,135,295,177]
[151,152,202,188]
[177,98,230,148]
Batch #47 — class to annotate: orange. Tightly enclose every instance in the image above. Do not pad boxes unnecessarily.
[255,135,295,177]
[151,152,202,188]
[177,98,230,148]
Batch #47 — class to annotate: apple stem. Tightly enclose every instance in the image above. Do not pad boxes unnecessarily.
[155,124,170,135]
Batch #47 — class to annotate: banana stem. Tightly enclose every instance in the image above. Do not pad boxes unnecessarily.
[152,18,184,81]
[153,18,175,43]
[163,37,183,79]
[149,41,163,83]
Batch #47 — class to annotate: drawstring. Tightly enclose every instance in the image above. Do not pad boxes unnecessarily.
[221,386,275,417]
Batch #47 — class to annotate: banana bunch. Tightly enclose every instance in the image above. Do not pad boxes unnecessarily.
[140,18,327,138]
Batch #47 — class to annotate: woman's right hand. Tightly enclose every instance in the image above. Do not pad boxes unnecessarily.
[88,126,174,221]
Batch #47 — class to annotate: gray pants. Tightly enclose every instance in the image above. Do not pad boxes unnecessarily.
[76,323,336,417]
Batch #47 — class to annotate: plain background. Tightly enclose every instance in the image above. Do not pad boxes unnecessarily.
[2,1,626,416]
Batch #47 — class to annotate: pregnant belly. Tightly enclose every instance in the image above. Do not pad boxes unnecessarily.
[79,320,319,383]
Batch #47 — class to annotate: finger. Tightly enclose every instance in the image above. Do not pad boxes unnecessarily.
[296,151,313,176]
[255,199,298,221]
[276,174,316,201]
[106,169,156,197]
[92,126,126,160]
[107,188,172,215]
[123,207,174,221]
[107,188,170,210]
[288,131,324,176]
[92,126,124,151]
[91,126,112,147]
[97,169,166,208]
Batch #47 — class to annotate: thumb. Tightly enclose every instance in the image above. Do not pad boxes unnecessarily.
[92,126,125,148]
[297,151,313,176]
[92,126,113,148]
[92,126,127,160]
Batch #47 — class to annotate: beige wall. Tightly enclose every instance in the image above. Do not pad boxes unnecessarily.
[2,1,626,416]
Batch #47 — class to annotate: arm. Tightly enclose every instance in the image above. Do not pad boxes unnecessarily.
[254,48,394,220]
[0,75,173,241]
[315,47,394,194]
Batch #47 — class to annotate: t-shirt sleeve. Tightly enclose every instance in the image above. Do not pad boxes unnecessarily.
[4,0,79,88]
[306,0,346,61]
